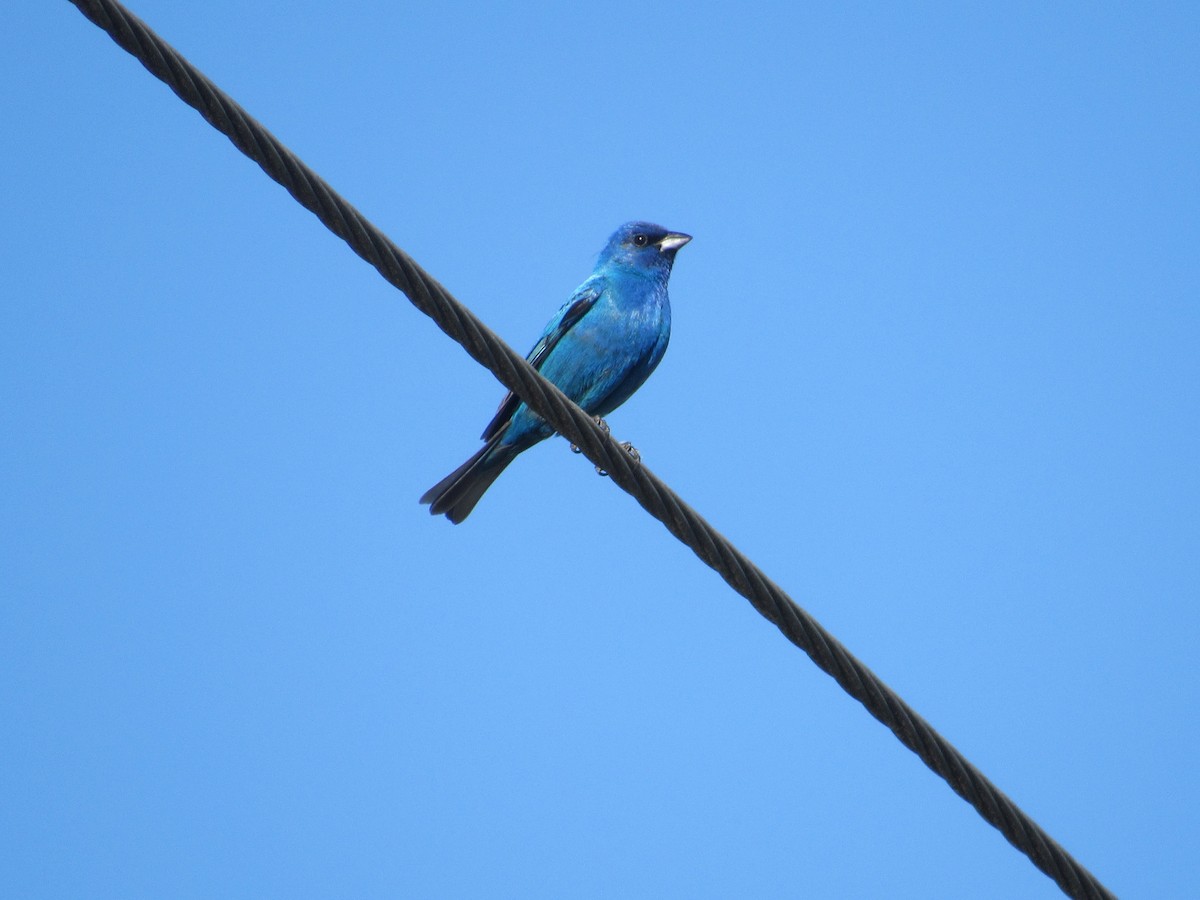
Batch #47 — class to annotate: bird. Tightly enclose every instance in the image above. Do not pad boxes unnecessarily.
[420,221,692,523]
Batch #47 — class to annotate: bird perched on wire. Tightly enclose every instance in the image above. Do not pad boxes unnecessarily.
[421,221,692,523]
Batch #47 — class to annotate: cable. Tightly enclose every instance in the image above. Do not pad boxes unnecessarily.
[65,1,1115,896]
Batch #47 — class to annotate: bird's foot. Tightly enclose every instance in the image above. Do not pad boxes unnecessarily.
[569,416,609,454]
[596,441,640,477]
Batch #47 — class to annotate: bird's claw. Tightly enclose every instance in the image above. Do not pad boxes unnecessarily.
[569,416,609,454]
[567,417,638,476]
[596,441,640,477]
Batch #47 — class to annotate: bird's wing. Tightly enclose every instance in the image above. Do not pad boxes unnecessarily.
[479,278,605,441]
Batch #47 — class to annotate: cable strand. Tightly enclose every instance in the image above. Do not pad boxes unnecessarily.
[65,2,1115,897]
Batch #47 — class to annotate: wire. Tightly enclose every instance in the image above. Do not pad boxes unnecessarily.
[65,1,1115,896]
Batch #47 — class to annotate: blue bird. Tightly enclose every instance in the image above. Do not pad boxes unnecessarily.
[421,221,691,523]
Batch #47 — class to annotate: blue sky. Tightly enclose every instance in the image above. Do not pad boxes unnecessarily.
[3,2,1198,897]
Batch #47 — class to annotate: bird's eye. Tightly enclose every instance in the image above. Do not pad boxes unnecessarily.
[633,234,649,247]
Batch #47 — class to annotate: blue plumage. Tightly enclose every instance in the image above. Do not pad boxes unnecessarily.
[421,221,691,523]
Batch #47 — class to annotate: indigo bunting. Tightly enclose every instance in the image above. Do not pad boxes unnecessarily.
[421,221,691,523]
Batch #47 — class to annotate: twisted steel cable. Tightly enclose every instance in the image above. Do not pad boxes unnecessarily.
[65,1,1115,896]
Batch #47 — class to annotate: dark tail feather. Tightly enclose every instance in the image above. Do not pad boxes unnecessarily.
[420,439,519,524]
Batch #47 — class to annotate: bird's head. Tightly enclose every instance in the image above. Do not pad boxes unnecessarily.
[599,221,692,276]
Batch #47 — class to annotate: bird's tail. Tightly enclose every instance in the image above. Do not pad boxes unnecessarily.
[419,437,519,524]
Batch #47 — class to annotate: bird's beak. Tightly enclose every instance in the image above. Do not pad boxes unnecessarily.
[656,232,692,253]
